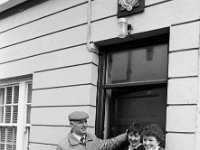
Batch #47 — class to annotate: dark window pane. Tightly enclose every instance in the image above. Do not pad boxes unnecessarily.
[0,89,5,123]
[0,88,5,105]
[0,144,5,150]
[0,127,6,142]
[13,86,19,104]
[7,144,13,150]
[6,87,12,104]
[0,127,17,150]
[12,106,18,123]
[27,84,32,103]
[26,105,31,124]
[106,44,168,84]
[26,83,32,124]
[0,107,4,123]
[5,106,11,123]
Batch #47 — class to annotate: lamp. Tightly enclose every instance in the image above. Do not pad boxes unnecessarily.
[118,18,133,38]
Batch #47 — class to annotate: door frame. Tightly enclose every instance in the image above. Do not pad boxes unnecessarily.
[95,32,169,138]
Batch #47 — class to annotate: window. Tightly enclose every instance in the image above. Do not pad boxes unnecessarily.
[106,44,168,84]
[96,34,169,140]
[0,79,32,150]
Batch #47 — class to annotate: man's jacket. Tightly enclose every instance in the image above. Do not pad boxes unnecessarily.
[56,132,127,150]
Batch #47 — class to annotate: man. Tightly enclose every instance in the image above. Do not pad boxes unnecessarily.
[56,111,128,150]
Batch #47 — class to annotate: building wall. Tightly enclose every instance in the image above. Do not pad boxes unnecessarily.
[167,21,200,149]
[0,0,98,150]
[0,0,200,150]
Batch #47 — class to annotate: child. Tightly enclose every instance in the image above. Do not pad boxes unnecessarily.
[141,124,165,150]
[126,121,145,150]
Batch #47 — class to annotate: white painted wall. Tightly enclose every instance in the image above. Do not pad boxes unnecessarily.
[0,0,200,150]
[168,14,200,150]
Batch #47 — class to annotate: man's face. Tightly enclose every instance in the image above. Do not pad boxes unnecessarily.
[70,119,88,136]
[128,132,141,147]
[143,136,160,150]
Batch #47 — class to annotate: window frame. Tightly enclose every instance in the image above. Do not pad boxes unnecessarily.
[95,33,169,138]
[0,76,32,150]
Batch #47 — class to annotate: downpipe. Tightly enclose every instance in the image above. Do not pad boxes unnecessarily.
[86,0,98,53]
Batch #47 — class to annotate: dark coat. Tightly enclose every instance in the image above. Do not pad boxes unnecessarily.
[135,145,145,150]
[56,132,127,150]
[125,145,165,150]
[158,147,165,150]
[125,144,145,150]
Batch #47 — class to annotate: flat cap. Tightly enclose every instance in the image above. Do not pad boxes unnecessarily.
[68,111,89,121]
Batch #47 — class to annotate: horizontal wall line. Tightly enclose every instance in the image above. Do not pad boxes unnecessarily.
[0,0,48,21]
[31,124,95,128]
[31,104,96,108]
[0,1,88,34]
[167,104,197,106]
[0,0,175,49]
[34,62,98,73]
[32,124,70,127]
[168,76,198,80]
[92,14,116,23]
[145,0,173,8]
[166,131,195,134]
[0,0,170,34]
[29,142,57,146]
[33,83,97,91]
[0,74,32,83]
[0,22,87,50]
[91,0,171,22]
[0,43,86,65]
[169,48,199,53]
[171,19,200,27]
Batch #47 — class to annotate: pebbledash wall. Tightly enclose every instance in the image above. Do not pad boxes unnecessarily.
[0,0,200,150]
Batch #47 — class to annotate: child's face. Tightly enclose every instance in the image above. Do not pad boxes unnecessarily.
[128,132,141,147]
[143,136,160,150]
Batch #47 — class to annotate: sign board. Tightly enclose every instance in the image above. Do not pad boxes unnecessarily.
[117,0,145,18]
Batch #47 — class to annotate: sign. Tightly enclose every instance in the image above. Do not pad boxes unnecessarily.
[117,0,145,18]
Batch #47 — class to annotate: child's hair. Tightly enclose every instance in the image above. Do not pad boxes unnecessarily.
[141,123,165,146]
[127,121,143,135]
